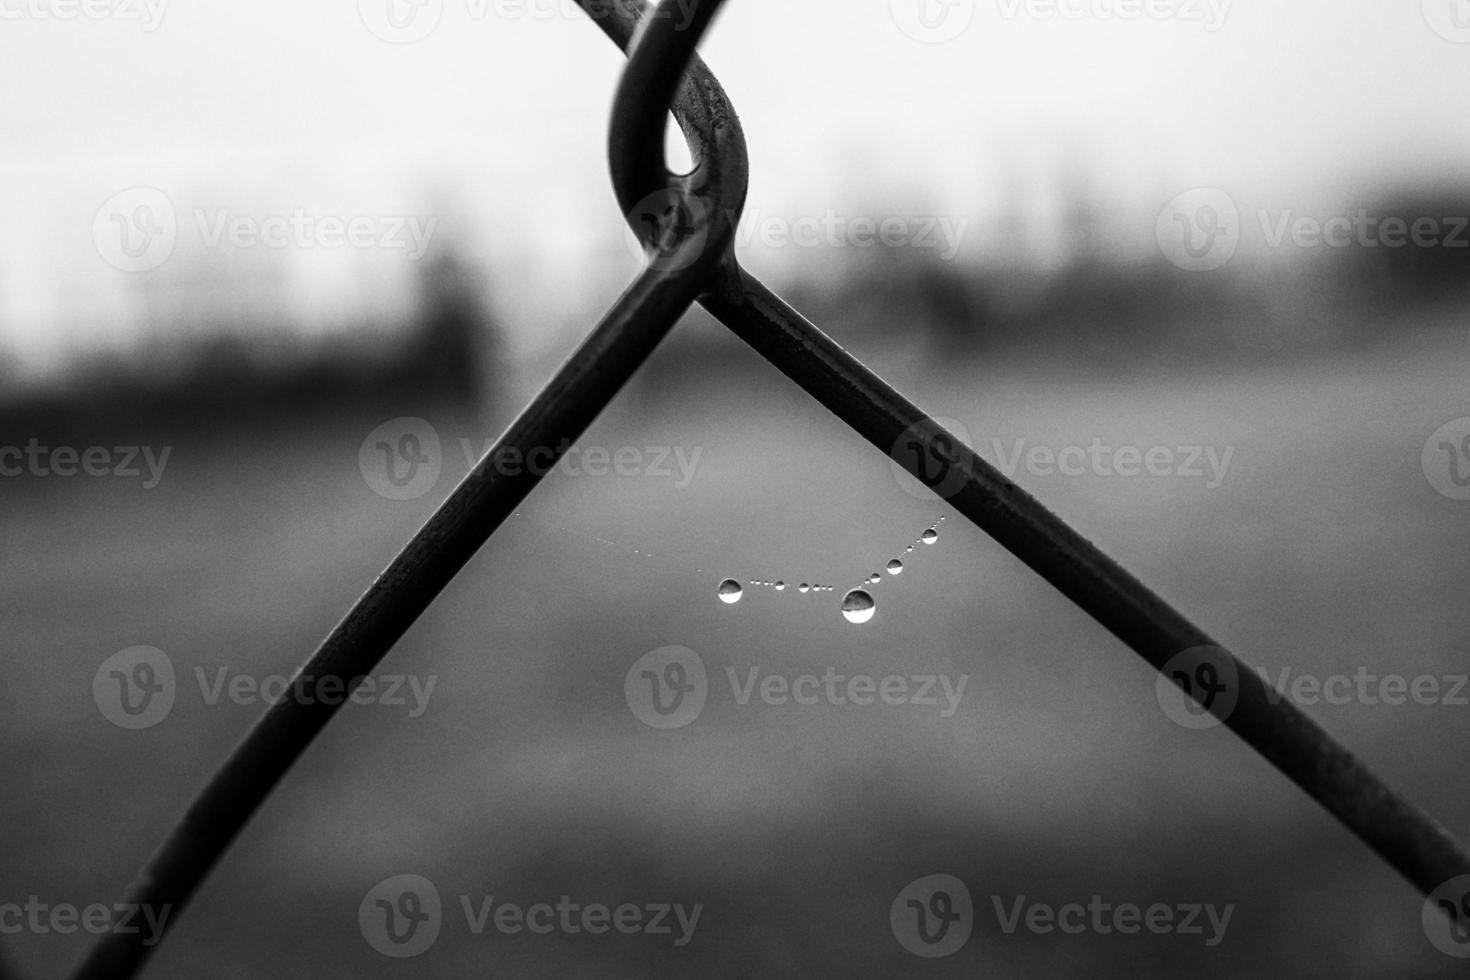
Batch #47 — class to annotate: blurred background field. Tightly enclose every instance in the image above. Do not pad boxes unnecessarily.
[3,309,1470,977]
[4,0,1470,976]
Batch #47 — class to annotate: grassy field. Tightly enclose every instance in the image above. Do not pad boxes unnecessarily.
[4,319,1469,978]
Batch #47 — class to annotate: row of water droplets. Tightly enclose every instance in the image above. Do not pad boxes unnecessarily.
[717,517,946,625]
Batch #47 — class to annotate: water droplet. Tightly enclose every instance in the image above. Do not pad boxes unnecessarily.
[921,528,938,544]
[799,583,810,593]
[867,573,881,584]
[887,559,904,575]
[775,581,786,591]
[842,589,876,625]
[905,545,914,553]
[718,579,743,604]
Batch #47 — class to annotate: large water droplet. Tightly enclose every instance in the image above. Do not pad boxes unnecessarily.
[887,559,904,575]
[718,579,743,604]
[775,581,786,591]
[798,583,810,593]
[921,528,939,544]
[842,589,876,625]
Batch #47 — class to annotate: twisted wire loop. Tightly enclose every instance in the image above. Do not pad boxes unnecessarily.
[67,1,1469,976]
[69,3,740,978]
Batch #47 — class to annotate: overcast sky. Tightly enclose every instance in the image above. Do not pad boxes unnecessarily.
[2,0,1467,367]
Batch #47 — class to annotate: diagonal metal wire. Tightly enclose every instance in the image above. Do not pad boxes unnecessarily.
[68,4,744,977]
[593,0,1470,903]
[69,0,1469,976]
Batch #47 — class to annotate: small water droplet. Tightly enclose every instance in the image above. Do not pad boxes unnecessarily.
[867,573,880,584]
[775,581,786,591]
[718,579,743,604]
[799,583,810,593]
[921,528,939,544]
[842,589,876,625]
[887,559,904,575]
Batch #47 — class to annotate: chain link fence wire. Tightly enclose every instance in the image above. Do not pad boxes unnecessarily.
[65,0,1470,976]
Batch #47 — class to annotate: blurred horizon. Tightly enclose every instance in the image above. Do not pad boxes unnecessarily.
[4,0,1470,389]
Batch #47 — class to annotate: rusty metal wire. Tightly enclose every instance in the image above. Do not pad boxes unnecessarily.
[69,0,1470,976]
